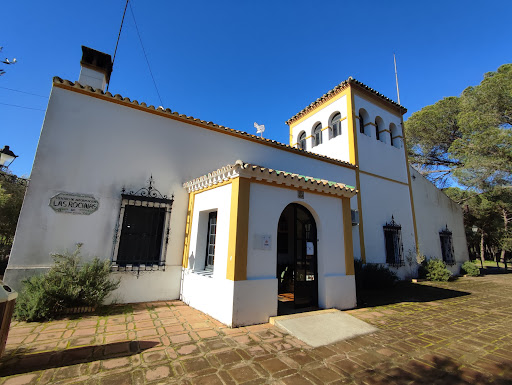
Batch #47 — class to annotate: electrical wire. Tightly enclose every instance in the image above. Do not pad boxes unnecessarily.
[0,86,48,98]
[0,102,45,111]
[112,0,130,67]
[129,1,164,106]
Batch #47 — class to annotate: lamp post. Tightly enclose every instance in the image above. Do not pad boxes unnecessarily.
[0,146,18,172]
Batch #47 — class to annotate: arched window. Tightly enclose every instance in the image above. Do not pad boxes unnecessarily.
[390,123,401,148]
[298,131,306,150]
[359,108,370,136]
[375,119,380,141]
[313,123,322,147]
[331,113,341,139]
[389,123,395,147]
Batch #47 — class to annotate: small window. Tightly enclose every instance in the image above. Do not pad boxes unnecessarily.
[298,132,306,150]
[205,211,217,268]
[383,216,404,266]
[440,225,455,265]
[375,120,380,141]
[359,114,365,134]
[113,176,174,273]
[313,123,322,147]
[331,113,341,138]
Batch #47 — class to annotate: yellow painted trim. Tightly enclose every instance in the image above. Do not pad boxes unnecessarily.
[359,170,409,186]
[379,129,391,133]
[55,82,355,171]
[392,135,403,139]
[342,198,355,275]
[321,126,330,132]
[289,88,350,129]
[364,122,376,127]
[182,191,196,268]
[289,125,293,146]
[226,178,250,281]
[402,119,420,253]
[348,86,366,263]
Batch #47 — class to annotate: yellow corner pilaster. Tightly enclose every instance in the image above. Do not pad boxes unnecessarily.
[182,192,196,268]
[226,178,250,281]
[348,86,366,263]
[342,198,355,275]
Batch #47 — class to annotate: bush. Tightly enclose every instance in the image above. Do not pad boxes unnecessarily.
[461,261,480,276]
[354,260,398,289]
[14,245,120,321]
[423,258,451,282]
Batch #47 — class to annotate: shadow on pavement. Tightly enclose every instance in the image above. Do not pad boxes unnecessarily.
[360,355,511,384]
[479,266,511,275]
[0,340,158,376]
[357,281,470,308]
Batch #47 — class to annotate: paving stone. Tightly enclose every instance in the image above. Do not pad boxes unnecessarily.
[145,365,173,381]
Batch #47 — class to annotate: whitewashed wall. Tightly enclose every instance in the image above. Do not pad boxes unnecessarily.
[180,184,235,325]
[242,182,356,322]
[290,95,351,163]
[359,173,416,279]
[411,167,469,274]
[5,85,356,305]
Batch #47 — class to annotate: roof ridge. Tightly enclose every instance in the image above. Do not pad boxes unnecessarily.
[285,77,407,125]
[52,77,356,170]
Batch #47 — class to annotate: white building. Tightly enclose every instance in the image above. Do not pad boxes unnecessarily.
[5,47,468,327]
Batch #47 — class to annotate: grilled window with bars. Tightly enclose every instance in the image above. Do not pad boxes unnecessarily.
[439,225,455,265]
[205,211,217,268]
[112,176,174,273]
[383,216,404,267]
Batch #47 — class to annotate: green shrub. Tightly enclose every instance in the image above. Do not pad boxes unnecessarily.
[424,258,451,282]
[461,261,480,276]
[14,245,120,322]
[354,261,398,289]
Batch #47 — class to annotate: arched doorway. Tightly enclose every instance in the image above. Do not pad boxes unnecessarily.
[277,203,318,314]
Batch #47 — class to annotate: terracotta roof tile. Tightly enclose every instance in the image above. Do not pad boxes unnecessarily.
[183,160,357,198]
[285,77,407,125]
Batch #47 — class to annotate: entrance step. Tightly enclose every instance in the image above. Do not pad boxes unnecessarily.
[269,309,378,348]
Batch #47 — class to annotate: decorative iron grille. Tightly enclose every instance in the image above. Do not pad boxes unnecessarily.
[383,216,404,267]
[439,224,455,265]
[112,176,174,276]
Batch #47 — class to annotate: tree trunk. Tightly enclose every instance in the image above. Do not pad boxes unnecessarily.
[501,208,508,270]
[480,231,485,268]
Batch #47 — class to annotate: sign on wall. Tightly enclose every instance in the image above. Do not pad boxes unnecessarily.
[49,192,99,215]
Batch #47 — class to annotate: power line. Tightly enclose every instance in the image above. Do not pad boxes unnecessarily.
[108,0,130,92]
[0,102,45,111]
[129,1,164,106]
[0,86,48,98]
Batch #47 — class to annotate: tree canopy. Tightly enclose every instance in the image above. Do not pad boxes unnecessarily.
[405,64,512,189]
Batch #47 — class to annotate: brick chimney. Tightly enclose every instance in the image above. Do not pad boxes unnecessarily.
[78,46,113,91]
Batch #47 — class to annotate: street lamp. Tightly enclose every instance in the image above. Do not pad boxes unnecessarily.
[0,146,18,171]
[472,225,478,233]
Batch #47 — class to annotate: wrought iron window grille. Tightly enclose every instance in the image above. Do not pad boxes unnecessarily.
[383,216,404,267]
[111,175,174,277]
[439,224,455,266]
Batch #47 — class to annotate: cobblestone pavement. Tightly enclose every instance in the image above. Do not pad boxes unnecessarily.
[1,275,512,384]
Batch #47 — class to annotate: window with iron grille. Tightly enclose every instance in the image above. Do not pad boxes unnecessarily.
[112,176,173,273]
[439,225,455,265]
[383,216,404,266]
[205,211,217,268]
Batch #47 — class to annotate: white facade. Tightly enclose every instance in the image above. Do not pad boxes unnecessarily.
[5,53,468,326]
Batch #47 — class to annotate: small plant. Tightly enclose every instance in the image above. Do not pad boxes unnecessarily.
[461,261,480,276]
[355,261,398,289]
[423,258,451,282]
[14,245,120,322]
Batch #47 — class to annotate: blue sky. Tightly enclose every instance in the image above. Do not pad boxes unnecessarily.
[2,0,511,176]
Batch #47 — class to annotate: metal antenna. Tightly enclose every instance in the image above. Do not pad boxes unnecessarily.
[393,53,401,105]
